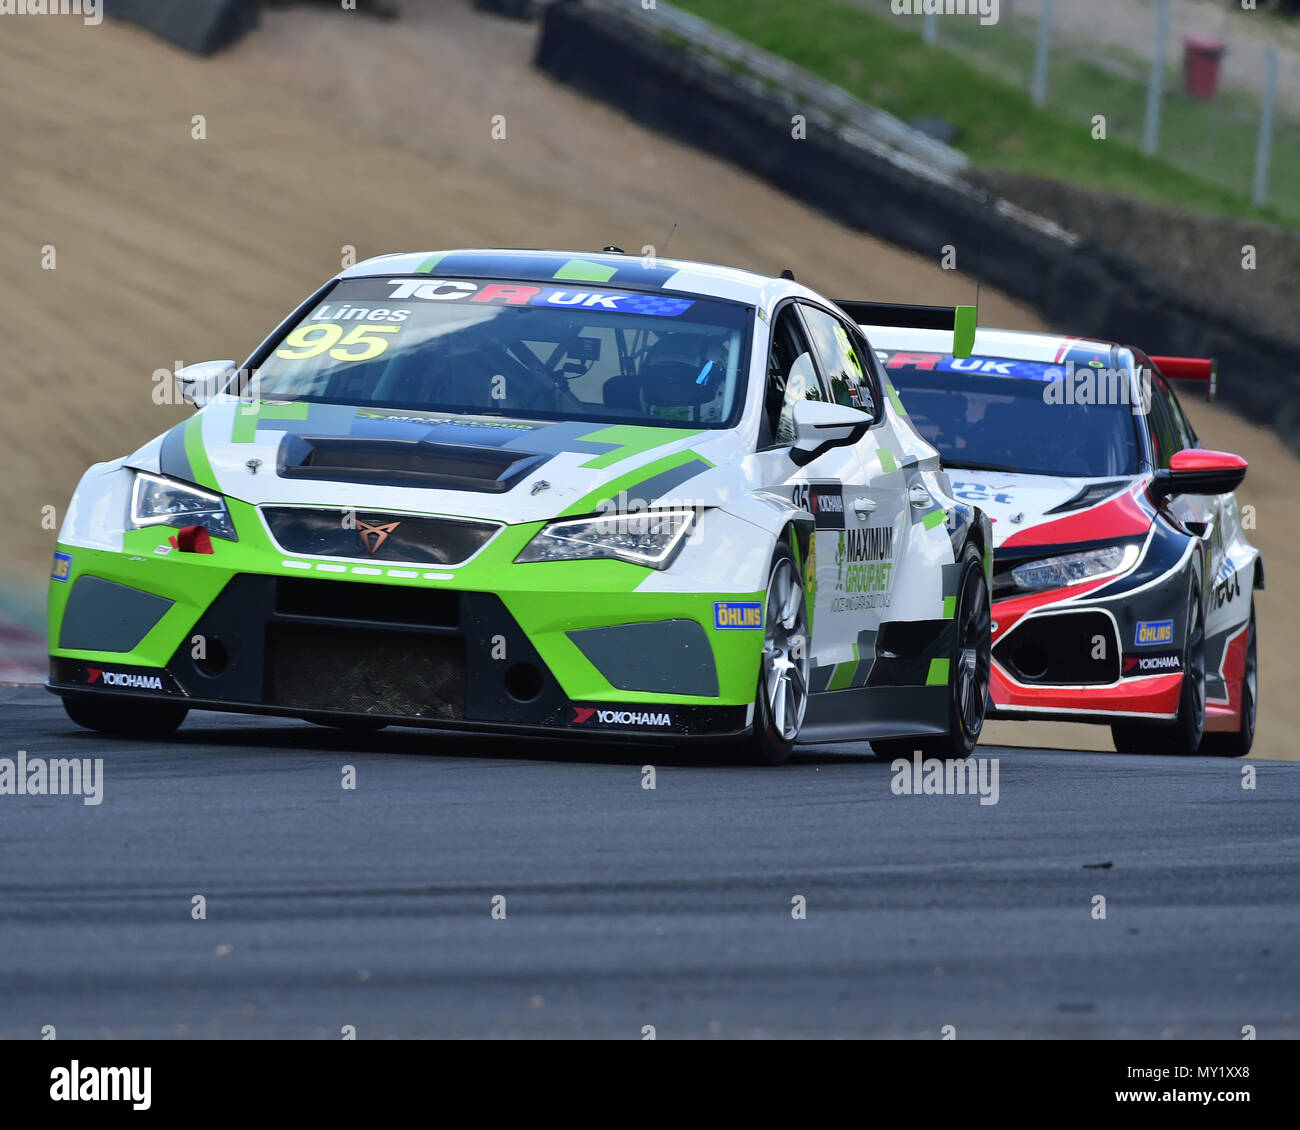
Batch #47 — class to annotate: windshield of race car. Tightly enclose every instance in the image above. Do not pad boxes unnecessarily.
[879,352,1142,477]
[251,277,751,428]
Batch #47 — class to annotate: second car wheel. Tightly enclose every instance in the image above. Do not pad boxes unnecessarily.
[1200,599,1256,758]
[1111,583,1207,756]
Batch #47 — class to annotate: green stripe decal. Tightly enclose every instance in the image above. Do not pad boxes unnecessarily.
[926,657,950,686]
[828,645,859,691]
[922,509,947,531]
[183,414,217,490]
[415,253,449,274]
[579,425,702,470]
[942,596,957,619]
[562,449,702,517]
[553,259,618,283]
[231,401,311,444]
[878,448,898,473]
[886,382,907,416]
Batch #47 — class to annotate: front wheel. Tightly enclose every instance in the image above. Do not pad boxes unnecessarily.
[63,695,188,738]
[737,541,810,766]
[872,542,991,761]
[1200,600,1256,758]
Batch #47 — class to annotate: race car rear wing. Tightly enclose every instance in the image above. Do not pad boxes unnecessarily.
[1149,355,1219,402]
[834,301,977,359]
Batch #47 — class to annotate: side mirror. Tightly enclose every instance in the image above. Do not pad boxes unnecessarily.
[790,400,872,467]
[1153,448,1247,499]
[175,360,237,408]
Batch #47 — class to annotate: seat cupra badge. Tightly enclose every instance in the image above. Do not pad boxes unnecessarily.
[356,519,401,555]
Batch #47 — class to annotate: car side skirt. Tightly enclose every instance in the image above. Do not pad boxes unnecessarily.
[798,685,950,744]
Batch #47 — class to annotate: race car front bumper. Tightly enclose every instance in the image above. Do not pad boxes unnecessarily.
[985,584,1185,723]
[44,510,767,741]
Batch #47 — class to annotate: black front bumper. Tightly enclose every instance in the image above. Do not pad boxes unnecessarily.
[47,574,750,741]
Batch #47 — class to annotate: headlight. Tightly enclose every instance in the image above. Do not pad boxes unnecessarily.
[129,472,237,542]
[515,509,697,569]
[1011,543,1138,591]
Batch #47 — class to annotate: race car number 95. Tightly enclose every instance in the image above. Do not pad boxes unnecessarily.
[275,322,399,363]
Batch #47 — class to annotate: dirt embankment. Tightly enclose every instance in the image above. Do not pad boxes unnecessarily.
[0,3,1294,757]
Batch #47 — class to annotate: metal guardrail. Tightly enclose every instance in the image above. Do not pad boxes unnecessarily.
[579,0,972,178]
[538,0,1300,445]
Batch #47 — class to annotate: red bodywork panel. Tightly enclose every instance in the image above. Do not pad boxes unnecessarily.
[1000,487,1151,550]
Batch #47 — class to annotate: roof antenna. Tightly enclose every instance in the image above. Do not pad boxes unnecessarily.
[780,268,795,280]
[660,222,678,258]
[973,194,990,324]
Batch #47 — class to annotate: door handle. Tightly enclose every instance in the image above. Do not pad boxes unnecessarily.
[908,484,932,508]
[852,496,877,516]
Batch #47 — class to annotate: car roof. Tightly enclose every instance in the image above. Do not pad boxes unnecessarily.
[862,325,1121,364]
[339,248,807,308]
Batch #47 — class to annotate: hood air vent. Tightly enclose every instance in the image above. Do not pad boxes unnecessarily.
[277,435,548,493]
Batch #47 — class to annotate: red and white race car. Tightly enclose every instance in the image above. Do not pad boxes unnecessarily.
[851,317,1261,756]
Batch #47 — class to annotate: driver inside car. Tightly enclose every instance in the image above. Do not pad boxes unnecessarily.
[636,333,733,424]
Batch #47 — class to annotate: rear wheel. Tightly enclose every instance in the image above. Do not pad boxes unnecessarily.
[737,541,809,766]
[1111,584,1206,756]
[63,695,188,738]
[1200,600,1256,758]
[872,542,991,761]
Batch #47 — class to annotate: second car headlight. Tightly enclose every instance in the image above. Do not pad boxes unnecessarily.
[129,471,238,542]
[516,509,697,569]
[1011,543,1138,591]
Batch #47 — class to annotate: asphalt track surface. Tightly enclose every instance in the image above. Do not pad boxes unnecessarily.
[1,686,1296,1039]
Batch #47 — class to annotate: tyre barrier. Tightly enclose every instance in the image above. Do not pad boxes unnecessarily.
[103,0,260,57]
[474,0,544,18]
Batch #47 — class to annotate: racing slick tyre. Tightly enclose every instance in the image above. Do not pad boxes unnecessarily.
[871,542,991,762]
[1111,584,1207,756]
[1200,599,1257,758]
[63,696,188,738]
[737,541,810,766]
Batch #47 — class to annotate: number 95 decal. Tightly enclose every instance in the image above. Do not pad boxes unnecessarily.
[275,322,399,363]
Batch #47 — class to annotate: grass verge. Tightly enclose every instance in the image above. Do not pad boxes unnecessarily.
[672,0,1298,231]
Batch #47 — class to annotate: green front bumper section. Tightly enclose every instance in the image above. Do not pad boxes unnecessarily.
[47,500,765,721]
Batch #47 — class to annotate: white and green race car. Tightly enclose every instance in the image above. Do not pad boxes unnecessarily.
[47,250,991,764]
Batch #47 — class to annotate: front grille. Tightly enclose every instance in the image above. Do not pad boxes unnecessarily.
[262,506,498,565]
[276,577,458,628]
[268,623,465,718]
[994,611,1120,686]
